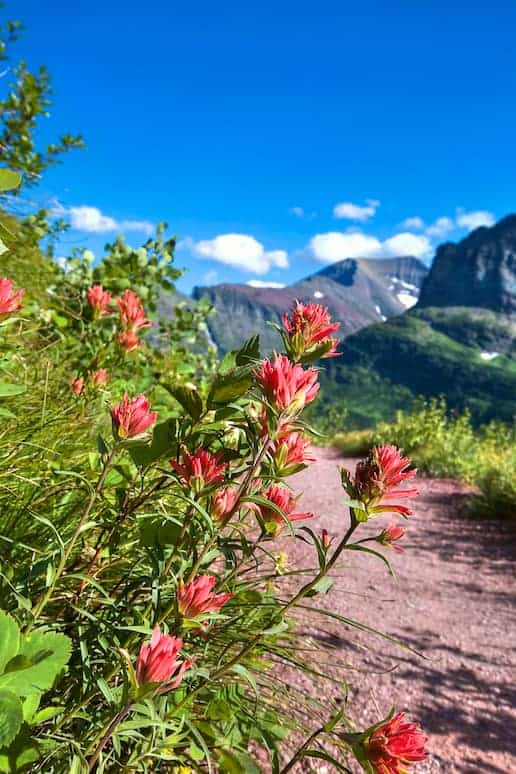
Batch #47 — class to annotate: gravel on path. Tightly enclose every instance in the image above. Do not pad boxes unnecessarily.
[281,446,516,774]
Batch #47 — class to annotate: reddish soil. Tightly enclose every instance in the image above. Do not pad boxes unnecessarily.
[281,447,516,773]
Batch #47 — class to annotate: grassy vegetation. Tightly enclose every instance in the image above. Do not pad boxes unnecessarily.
[332,399,516,520]
[0,210,58,304]
[320,312,516,427]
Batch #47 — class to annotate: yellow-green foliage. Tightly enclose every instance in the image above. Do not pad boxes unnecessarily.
[0,210,57,304]
[332,428,375,457]
[334,399,516,519]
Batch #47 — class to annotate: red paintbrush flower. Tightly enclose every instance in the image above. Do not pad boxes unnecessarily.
[342,445,418,519]
[170,449,226,489]
[260,484,313,532]
[87,284,112,317]
[117,289,151,333]
[136,626,193,692]
[378,522,406,552]
[255,354,319,415]
[364,712,428,773]
[0,277,24,320]
[177,575,234,618]
[282,299,340,359]
[111,393,157,439]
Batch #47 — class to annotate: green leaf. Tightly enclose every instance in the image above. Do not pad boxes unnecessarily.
[234,335,260,366]
[0,221,17,247]
[31,705,64,724]
[0,613,20,675]
[129,418,178,467]
[0,170,21,192]
[0,384,26,398]
[0,690,23,748]
[96,434,109,456]
[0,722,40,771]
[344,544,395,577]
[0,631,71,696]
[302,749,352,772]
[170,385,203,422]
[306,577,334,596]
[21,694,40,724]
[207,365,254,407]
[218,749,262,774]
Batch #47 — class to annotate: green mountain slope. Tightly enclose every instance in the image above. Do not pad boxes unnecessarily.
[318,216,516,428]
[320,310,515,427]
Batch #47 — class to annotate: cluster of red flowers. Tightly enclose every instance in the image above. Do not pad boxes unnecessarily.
[282,299,341,359]
[0,277,25,321]
[364,712,428,773]
[86,283,152,351]
[116,289,152,351]
[103,301,426,762]
[70,368,110,397]
[134,576,235,692]
[69,285,152,396]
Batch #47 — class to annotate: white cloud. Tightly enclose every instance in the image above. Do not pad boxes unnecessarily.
[67,206,117,232]
[456,209,495,231]
[425,216,455,238]
[193,233,289,275]
[401,216,425,230]
[333,199,380,221]
[309,229,431,263]
[118,218,155,235]
[54,203,154,235]
[289,206,305,218]
[380,232,432,257]
[247,280,286,289]
[202,269,218,284]
[310,231,382,262]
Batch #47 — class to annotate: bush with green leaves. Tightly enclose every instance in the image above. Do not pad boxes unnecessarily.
[0,193,430,771]
[334,398,516,520]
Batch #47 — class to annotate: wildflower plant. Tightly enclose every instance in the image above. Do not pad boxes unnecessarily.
[0,183,428,772]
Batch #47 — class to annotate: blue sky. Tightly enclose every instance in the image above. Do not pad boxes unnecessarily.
[7,0,516,292]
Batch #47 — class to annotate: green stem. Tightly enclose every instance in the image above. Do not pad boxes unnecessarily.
[279,724,326,774]
[282,512,358,615]
[28,446,117,629]
[87,703,132,771]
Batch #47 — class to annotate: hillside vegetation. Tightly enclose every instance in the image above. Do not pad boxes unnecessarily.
[333,400,516,520]
[318,309,516,427]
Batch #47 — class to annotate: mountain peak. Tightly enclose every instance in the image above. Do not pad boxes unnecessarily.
[193,256,428,354]
[418,215,516,313]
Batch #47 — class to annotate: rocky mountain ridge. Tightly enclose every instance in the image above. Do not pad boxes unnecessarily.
[321,216,516,427]
[193,255,428,354]
[417,214,516,313]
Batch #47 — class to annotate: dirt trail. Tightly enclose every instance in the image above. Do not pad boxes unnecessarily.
[285,447,516,773]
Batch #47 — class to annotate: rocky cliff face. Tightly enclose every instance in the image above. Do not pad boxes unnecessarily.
[193,255,428,354]
[417,215,516,313]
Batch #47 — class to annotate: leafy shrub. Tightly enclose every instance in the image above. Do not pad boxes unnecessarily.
[333,399,516,520]
[0,212,430,771]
